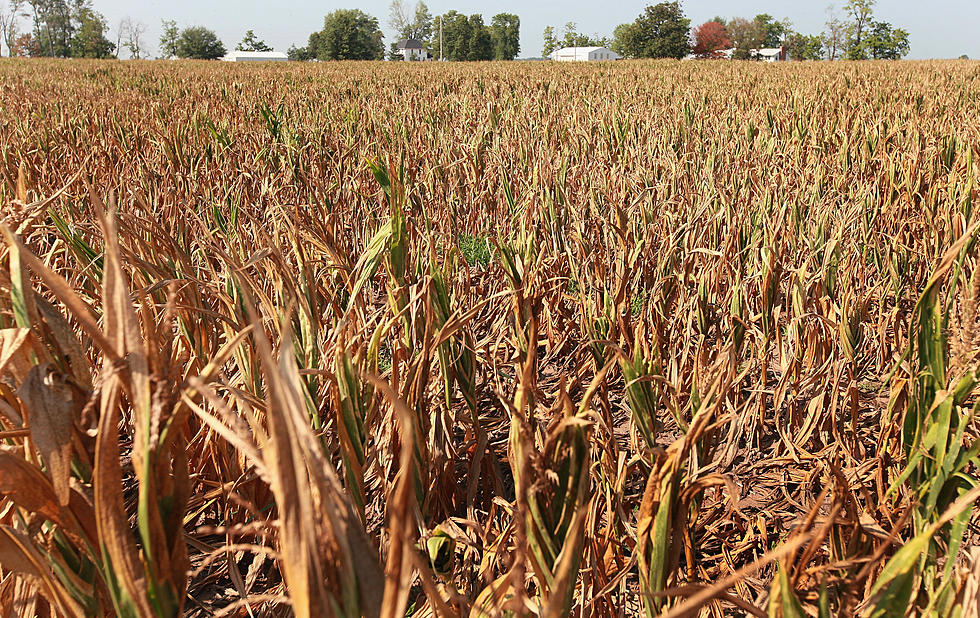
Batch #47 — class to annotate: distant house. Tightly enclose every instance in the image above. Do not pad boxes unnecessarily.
[755,47,790,62]
[549,47,621,62]
[396,39,431,61]
[222,51,288,62]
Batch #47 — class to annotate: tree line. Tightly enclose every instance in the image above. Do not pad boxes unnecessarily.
[544,0,910,61]
[0,0,288,60]
[0,0,522,61]
[0,0,136,58]
[0,0,915,62]
[693,2,909,61]
[288,2,521,62]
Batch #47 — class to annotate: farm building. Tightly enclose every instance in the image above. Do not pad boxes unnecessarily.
[395,39,431,61]
[756,47,791,62]
[549,47,621,62]
[221,51,288,62]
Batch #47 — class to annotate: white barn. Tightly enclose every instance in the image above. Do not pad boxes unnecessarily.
[221,51,288,62]
[550,46,620,62]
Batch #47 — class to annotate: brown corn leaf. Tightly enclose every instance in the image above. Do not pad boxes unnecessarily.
[0,327,34,388]
[0,227,119,363]
[18,364,74,505]
[93,375,154,616]
[35,296,92,391]
[0,447,66,528]
[0,448,96,550]
[0,525,85,617]
[15,162,26,203]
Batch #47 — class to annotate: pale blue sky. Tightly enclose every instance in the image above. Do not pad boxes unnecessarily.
[33,0,980,59]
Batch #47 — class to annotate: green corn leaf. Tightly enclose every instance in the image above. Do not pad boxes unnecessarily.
[768,566,805,618]
[348,221,392,307]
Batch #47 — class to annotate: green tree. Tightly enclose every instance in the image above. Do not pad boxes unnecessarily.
[432,11,468,60]
[411,2,432,41]
[159,19,179,58]
[26,0,73,57]
[753,14,789,47]
[69,6,112,57]
[467,14,492,61]
[858,21,909,59]
[490,13,519,60]
[559,22,607,48]
[785,31,823,60]
[619,2,690,59]
[844,0,875,59]
[432,11,492,61]
[725,16,764,59]
[610,23,632,56]
[25,0,122,59]
[176,26,225,59]
[304,9,383,61]
[287,42,314,61]
[542,25,557,57]
[389,1,432,42]
[236,29,272,52]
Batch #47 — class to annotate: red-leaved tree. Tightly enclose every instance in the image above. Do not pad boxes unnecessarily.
[692,20,731,58]
[10,33,41,57]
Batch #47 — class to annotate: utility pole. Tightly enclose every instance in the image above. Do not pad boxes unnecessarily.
[439,16,443,61]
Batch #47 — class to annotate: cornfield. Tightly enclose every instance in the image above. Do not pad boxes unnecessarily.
[0,57,979,617]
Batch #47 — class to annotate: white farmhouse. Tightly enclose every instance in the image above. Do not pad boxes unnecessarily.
[549,47,620,62]
[221,51,288,62]
[755,47,790,62]
[395,39,431,61]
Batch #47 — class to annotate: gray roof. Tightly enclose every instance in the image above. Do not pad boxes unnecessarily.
[396,38,424,50]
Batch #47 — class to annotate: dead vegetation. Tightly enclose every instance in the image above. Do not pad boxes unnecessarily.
[0,57,979,616]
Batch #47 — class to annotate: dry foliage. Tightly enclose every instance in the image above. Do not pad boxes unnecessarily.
[0,57,979,617]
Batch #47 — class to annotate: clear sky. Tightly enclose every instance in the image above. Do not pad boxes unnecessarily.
[47,0,980,60]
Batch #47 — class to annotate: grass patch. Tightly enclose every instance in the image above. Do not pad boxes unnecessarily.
[458,233,492,267]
